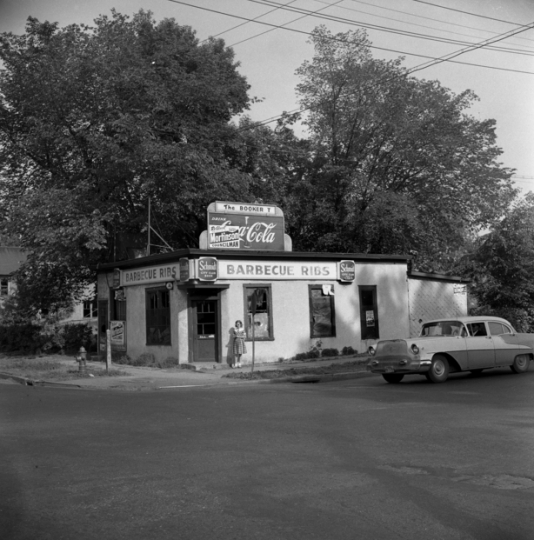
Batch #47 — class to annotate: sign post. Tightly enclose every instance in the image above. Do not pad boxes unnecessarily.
[250,292,257,373]
[106,330,111,373]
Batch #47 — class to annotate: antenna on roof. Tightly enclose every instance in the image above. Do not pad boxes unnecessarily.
[147,198,173,256]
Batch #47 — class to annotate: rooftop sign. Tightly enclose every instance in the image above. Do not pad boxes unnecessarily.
[207,201,285,251]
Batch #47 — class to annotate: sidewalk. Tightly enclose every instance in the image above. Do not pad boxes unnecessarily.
[0,355,373,391]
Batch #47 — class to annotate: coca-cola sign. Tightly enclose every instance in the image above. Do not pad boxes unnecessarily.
[207,204,285,251]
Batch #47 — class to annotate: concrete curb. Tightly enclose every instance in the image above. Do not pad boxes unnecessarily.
[0,372,82,388]
[0,367,374,390]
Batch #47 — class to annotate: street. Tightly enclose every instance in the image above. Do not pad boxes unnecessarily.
[1,368,534,540]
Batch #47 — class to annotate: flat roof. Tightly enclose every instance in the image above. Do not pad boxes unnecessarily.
[97,249,409,271]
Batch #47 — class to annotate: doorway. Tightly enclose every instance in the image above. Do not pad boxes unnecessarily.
[190,293,220,362]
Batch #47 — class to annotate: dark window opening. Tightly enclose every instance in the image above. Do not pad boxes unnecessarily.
[146,288,171,345]
[309,285,336,338]
[359,286,379,340]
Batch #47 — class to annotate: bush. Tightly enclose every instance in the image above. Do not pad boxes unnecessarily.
[294,349,321,361]
[0,322,96,354]
[111,353,178,369]
[157,356,179,368]
[0,323,42,353]
[132,353,156,366]
[342,346,357,356]
[62,324,96,353]
[321,348,339,357]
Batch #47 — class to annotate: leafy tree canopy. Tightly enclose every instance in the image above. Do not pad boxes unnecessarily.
[457,194,534,329]
[0,10,255,311]
[289,26,516,270]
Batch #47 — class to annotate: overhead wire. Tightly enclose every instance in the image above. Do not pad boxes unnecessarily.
[248,0,534,56]
[167,0,534,73]
[411,0,531,27]
[166,0,534,135]
[349,0,534,45]
[337,0,534,50]
[200,0,298,43]
[229,0,345,47]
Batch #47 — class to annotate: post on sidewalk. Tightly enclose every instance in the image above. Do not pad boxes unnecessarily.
[106,329,111,373]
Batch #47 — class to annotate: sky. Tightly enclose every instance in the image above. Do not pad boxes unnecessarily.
[1,0,533,196]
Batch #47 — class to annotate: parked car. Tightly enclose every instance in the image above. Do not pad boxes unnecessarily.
[367,316,533,383]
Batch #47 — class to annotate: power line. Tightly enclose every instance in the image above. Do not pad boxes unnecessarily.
[341,0,534,49]
[167,0,534,74]
[411,0,529,27]
[200,0,298,44]
[249,0,534,56]
[229,0,345,47]
[406,18,534,75]
[349,0,534,46]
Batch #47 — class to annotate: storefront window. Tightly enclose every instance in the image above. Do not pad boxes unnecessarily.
[359,286,379,340]
[146,288,171,345]
[0,277,8,296]
[309,285,336,338]
[244,285,272,340]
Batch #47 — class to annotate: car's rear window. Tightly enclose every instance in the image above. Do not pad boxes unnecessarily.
[488,322,513,336]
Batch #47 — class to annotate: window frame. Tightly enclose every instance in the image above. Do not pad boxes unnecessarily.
[467,322,488,337]
[242,284,274,341]
[145,287,171,346]
[308,284,336,338]
[83,298,98,319]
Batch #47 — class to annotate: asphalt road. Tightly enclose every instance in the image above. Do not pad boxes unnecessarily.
[1,367,533,540]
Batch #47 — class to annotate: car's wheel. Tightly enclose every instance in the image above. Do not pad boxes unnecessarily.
[382,373,404,384]
[425,355,449,383]
[510,354,530,374]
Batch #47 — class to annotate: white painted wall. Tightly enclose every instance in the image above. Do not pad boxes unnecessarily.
[100,262,468,365]
[408,278,468,337]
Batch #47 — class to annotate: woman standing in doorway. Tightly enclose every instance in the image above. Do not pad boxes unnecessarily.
[232,320,247,368]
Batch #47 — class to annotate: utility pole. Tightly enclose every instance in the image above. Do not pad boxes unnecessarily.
[147,198,151,256]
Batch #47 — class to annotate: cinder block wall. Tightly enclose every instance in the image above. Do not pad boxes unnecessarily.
[408,278,468,337]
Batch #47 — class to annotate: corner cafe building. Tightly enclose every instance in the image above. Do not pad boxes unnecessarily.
[96,202,468,364]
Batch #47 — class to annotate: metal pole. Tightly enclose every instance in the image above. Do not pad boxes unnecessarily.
[106,329,111,373]
[251,315,255,373]
[147,197,151,256]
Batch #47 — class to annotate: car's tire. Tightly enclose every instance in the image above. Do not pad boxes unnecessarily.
[382,373,404,384]
[425,355,449,383]
[510,354,530,374]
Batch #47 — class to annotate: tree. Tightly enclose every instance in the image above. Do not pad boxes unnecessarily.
[0,10,253,312]
[291,26,516,270]
[458,194,534,330]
